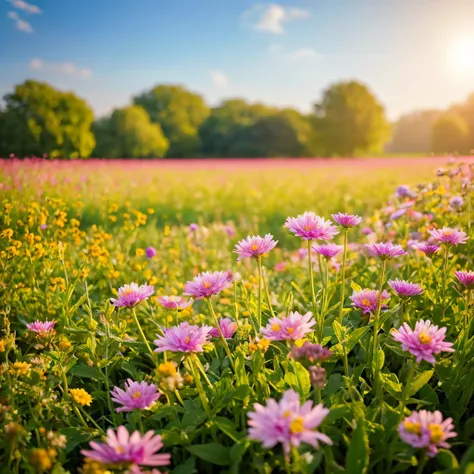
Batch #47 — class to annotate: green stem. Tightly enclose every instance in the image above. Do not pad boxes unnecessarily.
[186,356,211,417]
[416,454,427,474]
[206,298,235,371]
[307,240,318,337]
[339,229,348,324]
[257,256,263,329]
[131,307,156,362]
[262,265,275,319]
[441,246,449,319]
[80,406,105,433]
[464,290,471,353]
[399,359,415,420]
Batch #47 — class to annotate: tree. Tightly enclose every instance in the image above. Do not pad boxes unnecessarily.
[313,81,390,157]
[386,110,441,154]
[448,93,474,152]
[1,80,95,158]
[198,99,277,157]
[431,113,469,154]
[225,108,314,157]
[133,84,209,157]
[92,106,169,158]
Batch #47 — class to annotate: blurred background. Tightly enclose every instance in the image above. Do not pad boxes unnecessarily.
[2,0,474,159]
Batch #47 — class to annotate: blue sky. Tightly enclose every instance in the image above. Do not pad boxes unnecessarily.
[2,0,474,120]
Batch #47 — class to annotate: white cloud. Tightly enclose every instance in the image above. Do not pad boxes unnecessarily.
[210,70,228,88]
[7,11,33,33]
[29,58,93,79]
[243,4,310,34]
[286,48,321,61]
[7,11,19,20]
[10,0,41,14]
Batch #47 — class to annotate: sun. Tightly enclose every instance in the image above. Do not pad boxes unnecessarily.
[448,36,474,76]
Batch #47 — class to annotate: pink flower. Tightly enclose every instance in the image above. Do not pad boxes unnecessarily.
[455,270,474,289]
[261,312,315,341]
[365,242,407,259]
[234,234,278,261]
[189,223,199,231]
[428,227,468,246]
[395,185,416,199]
[362,227,373,235]
[290,342,332,363]
[81,426,171,469]
[184,271,233,299]
[110,283,155,308]
[312,243,343,260]
[157,296,193,310]
[26,320,55,334]
[210,318,237,339]
[285,212,339,241]
[388,279,424,298]
[153,322,212,353]
[274,262,287,272]
[145,247,157,258]
[416,243,440,257]
[110,380,161,413]
[350,289,390,314]
[331,213,362,228]
[248,389,332,455]
[399,410,456,457]
[391,320,454,364]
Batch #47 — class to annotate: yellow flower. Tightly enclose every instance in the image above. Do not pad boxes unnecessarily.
[29,448,55,472]
[136,248,145,257]
[0,340,5,352]
[164,225,170,236]
[158,361,177,377]
[108,270,120,279]
[10,361,31,376]
[147,208,155,215]
[80,458,113,474]
[58,338,72,350]
[1,228,13,239]
[70,388,92,406]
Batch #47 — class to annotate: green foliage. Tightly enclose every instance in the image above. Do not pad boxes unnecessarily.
[133,84,209,157]
[0,80,95,158]
[313,81,391,157]
[92,105,169,158]
[431,113,469,154]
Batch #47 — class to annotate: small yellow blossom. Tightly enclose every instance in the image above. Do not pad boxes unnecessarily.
[158,361,177,377]
[29,448,55,472]
[10,361,31,376]
[70,388,92,406]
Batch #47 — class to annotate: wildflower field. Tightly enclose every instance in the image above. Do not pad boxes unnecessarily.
[1,157,474,474]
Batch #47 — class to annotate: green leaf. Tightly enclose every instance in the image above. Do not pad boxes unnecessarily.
[213,417,245,442]
[409,370,434,396]
[333,320,344,342]
[230,439,251,463]
[331,327,369,358]
[171,457,196,474]
[61,427,91,454]
[371,349,385,375]
[437,449,460,469]
[351,281,362,293]
[346,418,369,474]
[69,363,104,381]
[186,443,231,466]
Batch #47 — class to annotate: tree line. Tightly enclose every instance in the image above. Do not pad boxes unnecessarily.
[0,79,471,158]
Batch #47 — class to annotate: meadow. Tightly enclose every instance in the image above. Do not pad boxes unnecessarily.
[0,157,473,474]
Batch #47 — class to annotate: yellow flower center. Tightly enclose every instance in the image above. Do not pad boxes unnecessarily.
[418,332,432,344]
[404,421,421,434]
[287,327,295,334]
[429,424,444,443]
[283,410,292,418]
[444,230,453,235]
[184,336,191,344]
[132,391,142,399]
[290,416,305,434]
[203,282,211,288]
[361,298,372,307]
[304,225,312,231]
[271,323,281,332]
[115,446,125,454]
[123,288,133,295]
[251,244,258,251]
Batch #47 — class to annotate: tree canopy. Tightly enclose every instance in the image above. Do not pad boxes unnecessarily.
[431,113,469,155]
[313,81,390,157]
[0,80,95,158]
[92,106,169,158]
[133,84,209,158]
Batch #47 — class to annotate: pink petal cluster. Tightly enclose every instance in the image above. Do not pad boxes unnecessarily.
[154,322,213,353]
[416,243,440,257]
[428,227,468,246]
[331,212,362,228]
[184,271,233,299]
[350,289,390,314]
[234,234,278,260]
[26,320,55,334]
[454,270,474,289]
[157,295,193,310]
[210,318,237,339]
[365,242,407,260]
[399,410,456,457]
[81,425,171,469]
[312,243,343,260]
[388,279,424,298]
[111,380,161,413]
[391,320,454,364]
[145,247,157,258]
[290,342,332,363]
[285,212,339,241]
[261,312,315,341]
[110,283,155,308]
[248,389,332,455]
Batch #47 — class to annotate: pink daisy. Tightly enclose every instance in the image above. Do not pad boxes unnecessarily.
[454,270,474,289]
[416,243,440,257]
[391,320,454,364]
[157,296,193,310]
[388,279,424,298]
[234,234,278,261]
[26,320,55,334]
[285,212,339,241]
[312,243,343,260]
[428,227,468,246]
[350,289,390,314]
[331,213,362,228]
[210,318,237,339]
[110,380,161,413]
[261,312,315,341]
[153,322,213,353]
[365,242,407,260]
[110,283,155,308]
[399,410,456,457]
[248,389,332,456]
[184,271,233,299]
